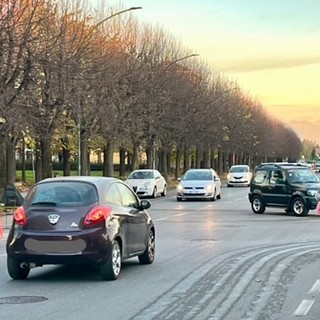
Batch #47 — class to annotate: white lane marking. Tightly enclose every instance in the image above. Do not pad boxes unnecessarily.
[173,213,188,217]
[308,279,320,294]
[294,299,314,316]
[154,218,167,221]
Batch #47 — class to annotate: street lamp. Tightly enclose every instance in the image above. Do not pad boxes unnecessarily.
[164,53,199,70]
[94,7,142,29]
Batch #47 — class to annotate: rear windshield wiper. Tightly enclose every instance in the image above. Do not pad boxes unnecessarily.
[30,201,57,206]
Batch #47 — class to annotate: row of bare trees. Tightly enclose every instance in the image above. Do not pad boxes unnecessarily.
[0,0,302,188]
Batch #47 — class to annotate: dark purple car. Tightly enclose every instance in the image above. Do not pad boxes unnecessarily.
[6,176,155,280]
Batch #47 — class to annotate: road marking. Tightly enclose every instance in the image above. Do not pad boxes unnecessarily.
[308,279,320,294]
[154,218,167,221]
[294,299,314,316]
[174,213,188,217]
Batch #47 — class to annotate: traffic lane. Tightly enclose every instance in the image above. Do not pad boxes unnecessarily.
[0,192,246,320]
[145,189,320,319]
[1,187,320,320]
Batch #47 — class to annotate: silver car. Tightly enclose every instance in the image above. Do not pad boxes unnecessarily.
[176,168,222,201]
[227,165,252,187]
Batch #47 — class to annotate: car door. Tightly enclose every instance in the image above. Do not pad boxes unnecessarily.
[116,182,148,254]
[264,170,289,205]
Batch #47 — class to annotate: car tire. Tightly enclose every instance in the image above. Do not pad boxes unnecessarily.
[99,240,121,281]
[176,197,182,202]
[291,197,309,216]
[161,185,167,197]
[138,230,155,264]
[152,187,157,198]
[7,256,30,280]
[227,184,231,188]
[217,193,221,200]
[251,195,265,214]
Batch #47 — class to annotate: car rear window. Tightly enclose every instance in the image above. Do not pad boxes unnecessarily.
[26,182,98,206]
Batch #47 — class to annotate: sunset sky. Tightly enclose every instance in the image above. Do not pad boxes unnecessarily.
[95,0,320,127]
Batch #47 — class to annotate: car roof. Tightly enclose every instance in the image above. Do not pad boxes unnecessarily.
[256,163,309,170]
[230,165,249,167]
[38,176,119,186]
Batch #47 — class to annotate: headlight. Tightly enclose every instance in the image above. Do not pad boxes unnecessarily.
[205,184,213,192]
[144,182,151,187]
[307,190,317,197]
[227,174,231,179]
[176,184,183,192]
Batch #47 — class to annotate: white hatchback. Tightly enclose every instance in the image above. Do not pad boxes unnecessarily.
[125,169,167,198]
[227,165,252,187]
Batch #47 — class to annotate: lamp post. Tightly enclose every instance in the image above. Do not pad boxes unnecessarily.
[164,53,199,70]
[94,7,142,29]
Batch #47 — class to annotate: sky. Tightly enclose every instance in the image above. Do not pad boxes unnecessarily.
[91,0,320,128]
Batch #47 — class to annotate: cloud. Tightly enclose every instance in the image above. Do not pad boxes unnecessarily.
[221,55,320,73]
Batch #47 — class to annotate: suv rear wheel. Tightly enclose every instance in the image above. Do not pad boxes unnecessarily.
[290,197,309,216]
[251,195,265,214]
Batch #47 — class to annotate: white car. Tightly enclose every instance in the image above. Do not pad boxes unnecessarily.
[125,169,167,198]
[176,168,222,201]
[227,165,252,187]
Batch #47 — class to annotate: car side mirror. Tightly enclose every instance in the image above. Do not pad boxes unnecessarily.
[140,199,151,210]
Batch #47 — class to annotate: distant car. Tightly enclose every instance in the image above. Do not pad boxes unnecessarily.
[125,169,167,198]
[227,165,252,187]
[176,168,222,201]
[6,176,155,281]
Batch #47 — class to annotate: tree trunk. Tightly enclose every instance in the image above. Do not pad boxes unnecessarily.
[40,137,53,179]
[175,145,182,179]
[160,148,168,181]
[183,146,190,172]
[0,134,7,192]
[80,133,89,176]
[103,140,114,177]
[146,147,152,169]
[35,142,42,182]
[6,136,16,184]
[119,147,126,178]
[196,148,201,168]
[62,147,71,176]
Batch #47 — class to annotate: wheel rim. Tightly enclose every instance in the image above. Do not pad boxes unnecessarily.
[253,198,261,211]
[148,233,155,260]
[293,200,304,215]
[112,242,121,276]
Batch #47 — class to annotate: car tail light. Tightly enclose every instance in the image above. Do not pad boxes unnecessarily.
[84,206,112,226]
[14,206,27,226]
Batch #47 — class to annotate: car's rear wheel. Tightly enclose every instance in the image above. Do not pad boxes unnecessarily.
[161,185,167,197]
[99,240,121,280]
[291,197,309,216]
[251,196,265,214]
[138,230,155,264]
[7,257,30,280]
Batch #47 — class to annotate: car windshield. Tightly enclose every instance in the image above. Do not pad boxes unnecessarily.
[287,169,319,184]
[183,171,212,180]
[230,166,249,173]
[128,171,154,179]
[26,182,98,206]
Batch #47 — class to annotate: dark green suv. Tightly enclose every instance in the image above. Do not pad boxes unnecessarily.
[248,163,320,216]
